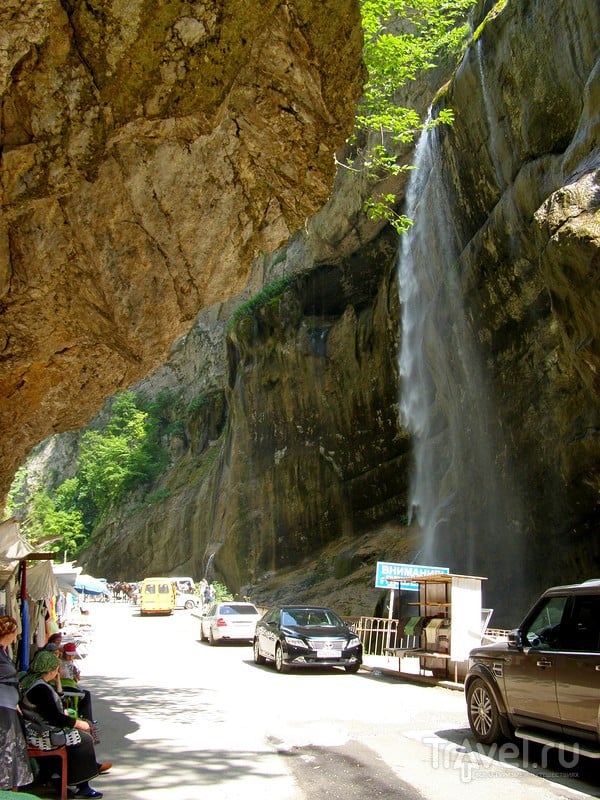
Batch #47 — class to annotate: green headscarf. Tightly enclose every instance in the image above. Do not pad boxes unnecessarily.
[20,649,60,691]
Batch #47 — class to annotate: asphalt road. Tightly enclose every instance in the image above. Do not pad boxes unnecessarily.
[44,602,600,800]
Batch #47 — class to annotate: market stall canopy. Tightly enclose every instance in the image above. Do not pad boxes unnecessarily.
[74,573,110,596]
[0,517,34,586]
[54,576,79,596]
[53,561,81,593]
[1,517,59,596]
[27,560,59,601]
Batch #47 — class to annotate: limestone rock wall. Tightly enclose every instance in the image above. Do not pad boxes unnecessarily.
[78,226,411,588]
[428,0,600,600]
[0,0,364,504]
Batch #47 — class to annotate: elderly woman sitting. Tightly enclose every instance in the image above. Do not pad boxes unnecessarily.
[0,615,33,792]
[21,650,110,799]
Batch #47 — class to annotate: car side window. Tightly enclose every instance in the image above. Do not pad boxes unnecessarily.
[523,595,568,648]
[560,595,600,652]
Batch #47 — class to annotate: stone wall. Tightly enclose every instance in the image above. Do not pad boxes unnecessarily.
[0,0,364,503]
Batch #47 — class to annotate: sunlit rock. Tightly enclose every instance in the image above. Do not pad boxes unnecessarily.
[0,0,364,502]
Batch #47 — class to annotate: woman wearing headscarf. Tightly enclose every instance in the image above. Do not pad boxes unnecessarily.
[21,649,110,799]
[0,614,34,791]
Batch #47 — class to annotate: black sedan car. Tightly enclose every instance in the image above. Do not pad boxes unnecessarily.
[253,605,363,673]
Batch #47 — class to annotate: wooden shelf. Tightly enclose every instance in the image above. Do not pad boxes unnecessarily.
[416,650,452,659]
[406,601,451,607]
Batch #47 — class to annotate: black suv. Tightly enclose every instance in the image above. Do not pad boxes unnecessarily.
[465,579,600,759]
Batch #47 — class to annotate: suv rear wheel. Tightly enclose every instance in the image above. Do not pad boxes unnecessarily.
[467,678,502,744]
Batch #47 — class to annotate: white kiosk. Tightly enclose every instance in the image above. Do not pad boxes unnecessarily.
[387,572,488,682]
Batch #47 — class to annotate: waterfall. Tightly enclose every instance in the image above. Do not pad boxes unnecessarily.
[398,121,525,622]
[204,552,215,582]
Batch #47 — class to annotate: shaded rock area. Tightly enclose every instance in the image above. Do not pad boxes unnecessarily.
[9,0,600,625]
[0,0,364,503]
[76,221,413,601]
[427,0,600,610]
[245,525,419,618]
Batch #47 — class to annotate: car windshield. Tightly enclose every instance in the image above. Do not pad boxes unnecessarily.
[282,609,343,627]
[219,604,258,615]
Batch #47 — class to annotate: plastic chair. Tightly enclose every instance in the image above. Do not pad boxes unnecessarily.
[27,746,67,800]
[60,678,85,715]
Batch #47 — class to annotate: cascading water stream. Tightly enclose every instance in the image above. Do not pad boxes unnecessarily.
[398,120,525,620]
[204,552,215,582]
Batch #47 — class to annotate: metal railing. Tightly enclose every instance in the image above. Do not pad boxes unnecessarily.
[482,628,510,642]
[346,617,510,656]
[347,616,419,655]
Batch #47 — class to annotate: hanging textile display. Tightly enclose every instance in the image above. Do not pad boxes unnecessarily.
[19,561,30,670]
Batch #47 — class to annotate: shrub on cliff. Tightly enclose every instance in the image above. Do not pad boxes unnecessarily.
[354,0,476,231]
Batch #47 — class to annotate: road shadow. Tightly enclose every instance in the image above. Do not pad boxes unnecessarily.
[244,658,365,676]
[354,666,445,687]
[196,640,253,648]
[435,727,600,795]
[19,674,298,800]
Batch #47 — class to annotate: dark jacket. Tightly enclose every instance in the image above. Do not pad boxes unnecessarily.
[25,680,76,728]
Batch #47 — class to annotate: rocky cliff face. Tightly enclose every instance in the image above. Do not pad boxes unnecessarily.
[76,219,413,615]
[0,0,364,504]
[14,0,600,624]
[423,0,600,613]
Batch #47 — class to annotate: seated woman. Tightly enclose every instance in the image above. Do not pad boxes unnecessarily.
[44,632,63,651]
[20,650,110,799]
[0,615,34,792]
[60,642,95,722]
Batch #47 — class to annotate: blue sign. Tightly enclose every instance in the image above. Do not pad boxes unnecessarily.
[375,562,449,592]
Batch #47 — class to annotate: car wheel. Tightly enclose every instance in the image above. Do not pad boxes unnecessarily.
[253,638,266,665]
[467,678,503,744]
[274,644,289,673]
[184,600,195,610]
[209,629,218,646]
[344,663,361,674]
[199,624,206,642]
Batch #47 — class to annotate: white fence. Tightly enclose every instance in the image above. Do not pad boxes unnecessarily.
[346,616,510,657]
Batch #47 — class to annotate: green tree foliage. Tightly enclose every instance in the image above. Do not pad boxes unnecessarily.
[354,0,476,230]
[23,479,86,559]
[6,466,27,517]
[78,392,167,516]
[10,391,171,558]
[358,0,475,139]
[212,581,233,602]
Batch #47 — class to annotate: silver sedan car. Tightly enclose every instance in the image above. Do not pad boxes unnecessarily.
[199,601,262,645]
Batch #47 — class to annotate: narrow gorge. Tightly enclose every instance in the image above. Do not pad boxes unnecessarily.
[4,0,599,626]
